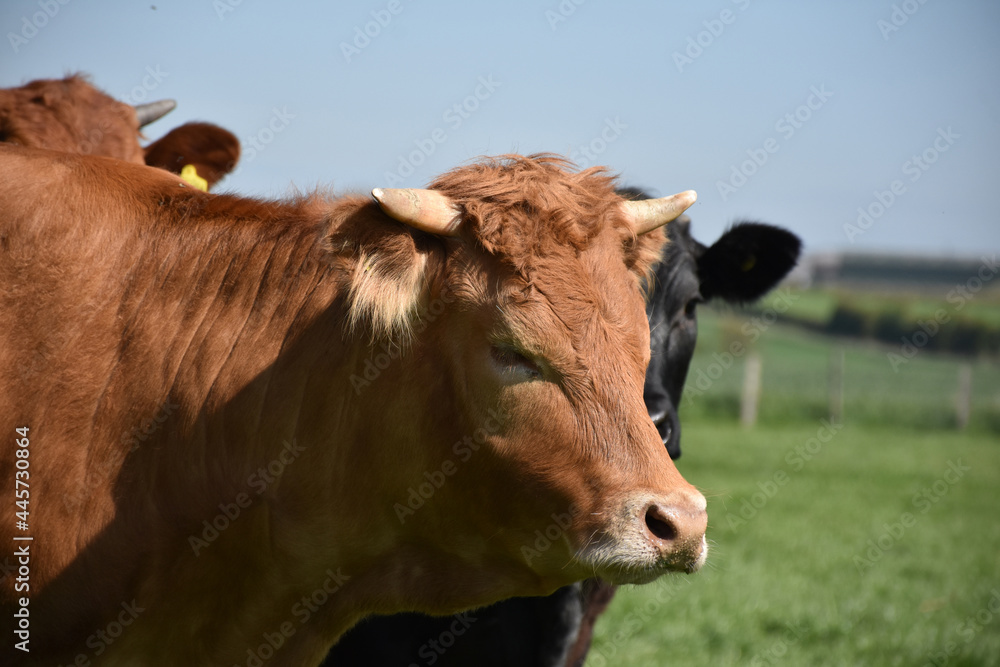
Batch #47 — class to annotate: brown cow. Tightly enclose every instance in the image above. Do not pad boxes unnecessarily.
[0,148,704,666]
[0,74,239,188]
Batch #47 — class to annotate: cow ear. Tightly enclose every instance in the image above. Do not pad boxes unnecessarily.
[327,196,442,344]
[697,222,801,303]
[143,122,241,189]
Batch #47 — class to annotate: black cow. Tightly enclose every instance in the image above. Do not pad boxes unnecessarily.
[323,196,801,667]
[641,209,804,461]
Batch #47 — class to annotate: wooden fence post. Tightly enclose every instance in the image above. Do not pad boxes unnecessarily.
[740,352,762,429]
[829,348,844,424]
[955,363,972,430]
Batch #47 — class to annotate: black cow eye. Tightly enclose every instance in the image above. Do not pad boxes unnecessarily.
[490,345,542,380]
[684,298,702,319]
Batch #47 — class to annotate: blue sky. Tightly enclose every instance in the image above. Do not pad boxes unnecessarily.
[3,0,997,257]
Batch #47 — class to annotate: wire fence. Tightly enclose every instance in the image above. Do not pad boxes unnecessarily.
[681,308,1000,433]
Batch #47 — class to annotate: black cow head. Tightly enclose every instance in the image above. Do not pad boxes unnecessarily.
[624,189,802,460]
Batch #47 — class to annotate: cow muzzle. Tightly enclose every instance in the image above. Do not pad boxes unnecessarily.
[641,491,708,574]
[580,488,708,584]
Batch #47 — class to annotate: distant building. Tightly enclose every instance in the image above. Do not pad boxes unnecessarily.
[789,252,997,291]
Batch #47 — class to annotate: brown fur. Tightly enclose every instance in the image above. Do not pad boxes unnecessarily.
[143,121,241,188]
[335,155,665,343]
[0,74,239,187]
[0,74,144,162]
[0,147,702,666]
[431,154,662,280]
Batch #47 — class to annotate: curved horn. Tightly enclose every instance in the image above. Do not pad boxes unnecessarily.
[621,190,697,234]
[133,99,177,127]
[371,188,462,236]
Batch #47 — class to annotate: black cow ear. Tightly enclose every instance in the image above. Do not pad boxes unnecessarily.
[697,221,802,303]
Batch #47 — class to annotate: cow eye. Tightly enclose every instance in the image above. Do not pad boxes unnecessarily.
[490,344,542,380]
[684,297,703,319]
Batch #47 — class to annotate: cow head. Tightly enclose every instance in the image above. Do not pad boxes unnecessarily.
[0,74,169,162]
[0,75,238,188]
[631,190,801,459]
[345,156,706,606]
[322,196,801,665]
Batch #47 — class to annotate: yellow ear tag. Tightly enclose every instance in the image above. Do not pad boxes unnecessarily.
[180,164,208,192]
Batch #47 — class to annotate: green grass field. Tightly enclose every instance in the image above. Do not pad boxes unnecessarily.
[590,424,1000,666]
[589,310,1000,666]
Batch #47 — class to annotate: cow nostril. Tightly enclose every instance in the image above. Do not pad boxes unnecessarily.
[650,412,673,442]
[648,409,668,425]
[660,421,673,443]
[644,505,677,542]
